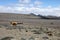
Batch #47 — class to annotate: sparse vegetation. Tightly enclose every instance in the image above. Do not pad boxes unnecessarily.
[0,26,2,28]
[57,39,60,40]
[55,33,60,37]
[31,29,42,34]
[42,36,49,39]
[29,37,35,40]
[50,22,54,25]
[21,38,26,40]
[0,37,14,40]
[0,13,60,40]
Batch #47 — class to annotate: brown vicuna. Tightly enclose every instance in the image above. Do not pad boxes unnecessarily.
[10,21,23,26]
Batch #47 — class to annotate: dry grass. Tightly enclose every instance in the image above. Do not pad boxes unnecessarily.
[0,13,60,40]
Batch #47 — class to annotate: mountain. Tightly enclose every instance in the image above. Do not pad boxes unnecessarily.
[37,14,60,19]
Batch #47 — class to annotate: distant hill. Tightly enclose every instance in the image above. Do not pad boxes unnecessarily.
[0,13,40,22]
[0,13,60,21]
[37,14,60,20]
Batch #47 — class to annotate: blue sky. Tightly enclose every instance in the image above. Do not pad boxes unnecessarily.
[0,0,59,7]
[0,0,18,6]
[0,0,60,16]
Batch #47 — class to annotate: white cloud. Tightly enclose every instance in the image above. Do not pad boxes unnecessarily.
[0,0,60,16]
[0,5,60,16]
[34,1,42,5]
[18,0,42,7]
[0,6,20,13]
[47,6,52,8]
[19,0,31,4]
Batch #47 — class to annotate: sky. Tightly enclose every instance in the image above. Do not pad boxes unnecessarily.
[0,0,60,16]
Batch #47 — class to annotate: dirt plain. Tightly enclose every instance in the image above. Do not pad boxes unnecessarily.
[0,13,60,40]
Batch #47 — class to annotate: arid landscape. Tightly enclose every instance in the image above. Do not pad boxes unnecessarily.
[0,13,60,40]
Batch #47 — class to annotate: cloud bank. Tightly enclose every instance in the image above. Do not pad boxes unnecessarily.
[0,0,60,16]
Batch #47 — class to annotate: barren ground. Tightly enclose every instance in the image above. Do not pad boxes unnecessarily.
[0,13,60,40]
